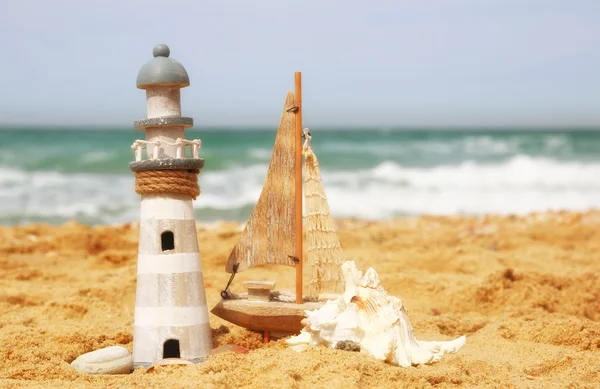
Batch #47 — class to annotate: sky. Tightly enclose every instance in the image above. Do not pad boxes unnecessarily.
[0,0,599,128]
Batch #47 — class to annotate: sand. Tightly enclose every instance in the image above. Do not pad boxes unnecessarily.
[1,210,599,388]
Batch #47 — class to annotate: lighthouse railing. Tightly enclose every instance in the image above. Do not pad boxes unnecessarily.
[131,138,202,161]
[173,138,202,159]
[131,140,160,161]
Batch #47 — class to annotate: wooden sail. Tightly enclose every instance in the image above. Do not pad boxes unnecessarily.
[302,130,345,300]
[225,92,298,273]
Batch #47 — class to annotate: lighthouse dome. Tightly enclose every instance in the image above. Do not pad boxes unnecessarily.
[136,44,190,89]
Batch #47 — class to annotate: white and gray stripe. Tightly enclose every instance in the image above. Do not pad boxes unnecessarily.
[137,253,202,274]
[133,196,212,366]
[134,306,209,326]
[138,219,199,254]
[140,194,195,220]
[135,271,208,307]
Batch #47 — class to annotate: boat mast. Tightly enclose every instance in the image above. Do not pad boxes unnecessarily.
[294,72,303,304]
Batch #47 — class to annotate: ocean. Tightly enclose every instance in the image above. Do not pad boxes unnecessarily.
[0,127,599,226]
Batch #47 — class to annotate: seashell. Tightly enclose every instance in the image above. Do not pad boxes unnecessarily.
[287,261,467,367]
[146,358,193,373]
[71,345,133,375]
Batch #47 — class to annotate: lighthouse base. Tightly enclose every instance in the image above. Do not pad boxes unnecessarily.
[133,356,207,370]
[132,321,212,367]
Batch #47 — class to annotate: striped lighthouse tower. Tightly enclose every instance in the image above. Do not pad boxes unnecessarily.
[129,44,212,368]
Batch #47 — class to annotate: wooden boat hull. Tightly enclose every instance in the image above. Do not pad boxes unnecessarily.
[211,299,324,335]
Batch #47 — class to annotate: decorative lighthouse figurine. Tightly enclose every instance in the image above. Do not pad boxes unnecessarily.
[129,44,212,368]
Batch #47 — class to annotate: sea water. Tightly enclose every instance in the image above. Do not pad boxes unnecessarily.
[0,127,599,225]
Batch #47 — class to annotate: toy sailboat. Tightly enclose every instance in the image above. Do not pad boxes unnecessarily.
[210,73,346,337]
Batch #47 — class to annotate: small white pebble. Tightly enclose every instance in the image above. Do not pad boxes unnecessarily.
[71,345,132,375]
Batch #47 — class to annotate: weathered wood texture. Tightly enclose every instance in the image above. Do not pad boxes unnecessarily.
[225,92,298,273]
[146,87,181,118]
[244,280,276,302]
[210,299,323,334]
[244,280,276,290]
[144,86,186,157]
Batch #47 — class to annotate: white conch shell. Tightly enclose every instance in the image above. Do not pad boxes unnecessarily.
[286,261,466,367]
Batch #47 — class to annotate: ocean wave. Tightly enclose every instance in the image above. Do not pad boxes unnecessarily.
[462,136,517,155]
[80,150,117,163]
[0,168,137,225]
[319,155,600,218]
[361,155,600,188]
[1,155,599,225]
[319,135,523,158]
[247,148,273,160]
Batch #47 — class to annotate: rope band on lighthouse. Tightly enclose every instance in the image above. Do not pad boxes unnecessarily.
[135,169,200,199]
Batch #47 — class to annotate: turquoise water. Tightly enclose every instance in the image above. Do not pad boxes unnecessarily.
[1,126,599,225]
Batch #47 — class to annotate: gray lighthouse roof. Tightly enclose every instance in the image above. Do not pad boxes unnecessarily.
[136,44,190,89]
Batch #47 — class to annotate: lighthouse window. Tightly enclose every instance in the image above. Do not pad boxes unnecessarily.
[161,231,175,251]
[163,339,180,359]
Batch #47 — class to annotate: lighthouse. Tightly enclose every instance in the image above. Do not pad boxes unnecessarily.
[129,44,212,368]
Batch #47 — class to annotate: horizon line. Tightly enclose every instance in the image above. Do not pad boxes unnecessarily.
[1,123,600,132]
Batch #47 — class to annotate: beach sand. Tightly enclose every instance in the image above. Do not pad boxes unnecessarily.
[1,211,599,388]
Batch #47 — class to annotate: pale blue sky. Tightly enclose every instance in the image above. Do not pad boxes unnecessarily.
[0,0,598,127]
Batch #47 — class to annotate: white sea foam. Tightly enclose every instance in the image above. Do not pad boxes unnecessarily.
[0,169,138,224]
[318,156,600,218]
[462,136,516,155]
[80,150,116,163]
[1,154,599,224]
[364,156,600,188]
[247,148,273,160]
[320,135,523,157]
